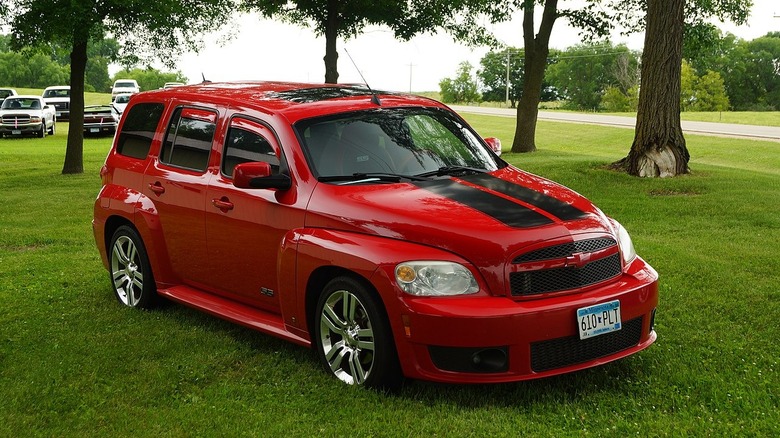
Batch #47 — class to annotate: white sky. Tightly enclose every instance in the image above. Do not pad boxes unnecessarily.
[176,1,779,92]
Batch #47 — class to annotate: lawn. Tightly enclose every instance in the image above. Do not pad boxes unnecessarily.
[1,118,778,436]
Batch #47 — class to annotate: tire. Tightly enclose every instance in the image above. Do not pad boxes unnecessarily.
[48,120,55,135]
[108,225,157,309]
[38,124,45,138]
[314,276,402,390]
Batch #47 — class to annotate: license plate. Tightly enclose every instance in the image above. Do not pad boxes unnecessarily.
[56,112,62,117]
[90,128,100,133]
[12,130,21,135]
[577,300,621,339]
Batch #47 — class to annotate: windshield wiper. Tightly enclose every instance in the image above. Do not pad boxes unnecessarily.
[318,172,431,184]
[414,166,488,178]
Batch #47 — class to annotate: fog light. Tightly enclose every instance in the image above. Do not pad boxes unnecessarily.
[471,348,508,373]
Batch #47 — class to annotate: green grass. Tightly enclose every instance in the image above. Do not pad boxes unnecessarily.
[1,118,779,436]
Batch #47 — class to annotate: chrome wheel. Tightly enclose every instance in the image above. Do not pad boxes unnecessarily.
[314,277,402,389]
[108,226,156,309]
[111,235,144,306]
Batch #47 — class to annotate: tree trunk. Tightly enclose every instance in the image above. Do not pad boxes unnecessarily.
[62,38,87,175]
[323,1,339,84]
[616,0,690,177]
[511,0,558,153]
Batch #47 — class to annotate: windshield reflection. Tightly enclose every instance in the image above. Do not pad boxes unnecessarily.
[296,108,502,181]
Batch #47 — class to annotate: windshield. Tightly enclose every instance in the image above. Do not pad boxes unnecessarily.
[296,108,502,181]
[115,82,136,88]
[1,98,41,110]
[43,89,69,98]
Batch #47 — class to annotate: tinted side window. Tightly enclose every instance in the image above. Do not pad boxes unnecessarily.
[222,118,280,177]
[159,108,216,172]
[116,103,165,159]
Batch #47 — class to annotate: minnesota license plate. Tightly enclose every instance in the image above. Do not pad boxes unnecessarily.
[90,128,100,133]
[12,130,21,135]
[577,300,621,340]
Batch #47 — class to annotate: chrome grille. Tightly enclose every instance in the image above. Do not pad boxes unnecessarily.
[2,115,31,124]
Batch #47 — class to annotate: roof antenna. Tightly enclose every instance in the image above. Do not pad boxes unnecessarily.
[344,48,381,106]
[201,73,211,84]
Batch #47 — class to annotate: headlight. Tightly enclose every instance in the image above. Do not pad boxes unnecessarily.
[613,220,637,266]
[395,261,479,296]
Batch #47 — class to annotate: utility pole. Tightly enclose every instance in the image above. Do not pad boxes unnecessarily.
[408,62,416,93]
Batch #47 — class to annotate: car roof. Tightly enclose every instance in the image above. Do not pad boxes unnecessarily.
[44,86,70,90]
[131,81,446,124]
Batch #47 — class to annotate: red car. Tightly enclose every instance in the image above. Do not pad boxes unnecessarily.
[93,81,658,388]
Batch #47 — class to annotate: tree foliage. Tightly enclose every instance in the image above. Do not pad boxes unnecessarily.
[547,41,638,111]
[680,60,729,111]
[7,0,235,174]
[0,34,121,92]
[439,62,481,103]
[112,68,188,92]
[478,47,559,107]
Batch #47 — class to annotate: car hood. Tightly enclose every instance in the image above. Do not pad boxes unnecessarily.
[305,166,616,293]
[1,109,43,116]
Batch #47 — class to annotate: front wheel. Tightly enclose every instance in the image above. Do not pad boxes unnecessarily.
[37,124,45,138]
[314,277,402,390]
[108,225,157,309]
[48,120,55,135]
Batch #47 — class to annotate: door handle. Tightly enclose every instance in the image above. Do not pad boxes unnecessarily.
[148,182,165,195]
[212,197,234,212]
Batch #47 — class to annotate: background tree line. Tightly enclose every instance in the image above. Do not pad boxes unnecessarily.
[440,30,778,112]
[0,35,187,93]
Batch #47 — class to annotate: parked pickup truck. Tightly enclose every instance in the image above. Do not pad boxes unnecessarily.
[0,95,56,138]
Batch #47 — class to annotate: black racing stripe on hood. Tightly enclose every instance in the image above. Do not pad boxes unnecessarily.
[414,179,554,228]
[460,173,589,221]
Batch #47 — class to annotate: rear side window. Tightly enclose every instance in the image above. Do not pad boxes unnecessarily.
[159,108,216,172]
[222,117,280,177]
[116,103,165,159]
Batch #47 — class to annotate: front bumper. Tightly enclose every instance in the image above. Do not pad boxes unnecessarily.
[0,122,43,135]
[84,123,117,135]
[385,258,658,383]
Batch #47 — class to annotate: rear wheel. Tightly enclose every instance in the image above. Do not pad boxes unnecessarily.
[37,124,45,138]
[108,225,157,309]
[48,120,55,135]
[314,276,402,390]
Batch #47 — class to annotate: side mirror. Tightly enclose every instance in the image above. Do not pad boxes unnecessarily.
[233,161,291,190]
[484,137,502,156]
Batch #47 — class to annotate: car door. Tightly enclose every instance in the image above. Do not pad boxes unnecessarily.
[142,106,218,287]
[204,116,300,313]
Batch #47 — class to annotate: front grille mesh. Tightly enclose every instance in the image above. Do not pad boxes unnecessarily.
[510,253,622,296]
[513,238,616,263]
[531,317,643,372]
[510,237,621,296]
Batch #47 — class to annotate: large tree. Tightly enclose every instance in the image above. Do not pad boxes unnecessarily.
[619,0,688,177]
[611,0,751,177]
[7,0,235,174]
[503,1,612,152]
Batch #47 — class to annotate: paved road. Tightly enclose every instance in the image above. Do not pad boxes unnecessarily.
[450,105,780,142]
